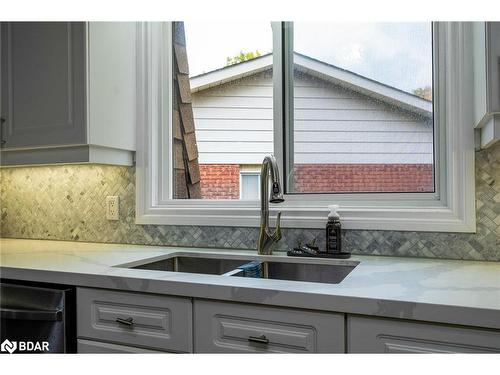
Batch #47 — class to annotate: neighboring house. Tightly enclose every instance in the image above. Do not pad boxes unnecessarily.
[189,53,433,199]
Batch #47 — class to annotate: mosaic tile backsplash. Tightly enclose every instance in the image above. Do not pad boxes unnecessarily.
[1,142,499,261]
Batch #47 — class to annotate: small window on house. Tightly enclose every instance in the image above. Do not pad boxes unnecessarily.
[286,22,435,194]
[171,21,273,200]
[240,171,261,200]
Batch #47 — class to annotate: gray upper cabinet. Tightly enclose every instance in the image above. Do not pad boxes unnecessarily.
[1,23,86,149]
[0,22,136,166]
[473,22,500,148]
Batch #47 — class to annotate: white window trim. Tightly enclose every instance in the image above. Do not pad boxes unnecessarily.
[240,171,262,200]
[135,22,476,232]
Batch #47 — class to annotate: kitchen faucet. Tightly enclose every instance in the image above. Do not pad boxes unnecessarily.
[257,155,285,255]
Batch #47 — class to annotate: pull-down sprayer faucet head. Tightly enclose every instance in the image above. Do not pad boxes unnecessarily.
[270,181,284,203]
[257,155,285,255]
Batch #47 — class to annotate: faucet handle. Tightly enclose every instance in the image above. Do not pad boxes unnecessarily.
[275,211,282,227]
[272,211,282,241]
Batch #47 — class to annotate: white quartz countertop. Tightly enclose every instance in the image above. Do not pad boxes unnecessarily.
[1,238,499,330]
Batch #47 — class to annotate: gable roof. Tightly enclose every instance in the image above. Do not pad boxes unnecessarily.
[189,52,432,117]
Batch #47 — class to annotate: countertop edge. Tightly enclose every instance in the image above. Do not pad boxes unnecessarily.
[2,265,499,331]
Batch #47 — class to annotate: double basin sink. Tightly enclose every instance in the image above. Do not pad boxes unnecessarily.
[119,252,359,284]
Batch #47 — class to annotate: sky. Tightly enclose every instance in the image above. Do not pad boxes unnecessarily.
[184,22,433,94]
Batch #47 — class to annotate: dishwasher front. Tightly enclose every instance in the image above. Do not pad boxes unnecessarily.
[0,281,75,354]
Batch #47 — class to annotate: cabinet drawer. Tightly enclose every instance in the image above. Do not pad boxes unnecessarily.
[77,339,164,353]
[194,300,344,353]
[77,288,192,352]
[348,316,500,353]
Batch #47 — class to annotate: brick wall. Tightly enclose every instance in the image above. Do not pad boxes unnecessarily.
[200,164,240,199]
[293,164,434,193]
[199,163,434,199]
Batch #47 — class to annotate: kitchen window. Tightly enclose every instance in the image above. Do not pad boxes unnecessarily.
[136,22,475,232]
[286,22,434,194]
[170,21,273,200]
[240,171,261,200]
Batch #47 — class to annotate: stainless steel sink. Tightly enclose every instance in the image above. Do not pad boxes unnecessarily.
[263,261,355,284]
[120,252,358,284]
[132,255,248,275]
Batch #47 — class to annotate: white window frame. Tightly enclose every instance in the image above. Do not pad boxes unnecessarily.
[136,22,476,232]
[240,171,261,200]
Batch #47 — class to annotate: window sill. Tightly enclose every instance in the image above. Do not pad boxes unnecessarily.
[136,197,476,232]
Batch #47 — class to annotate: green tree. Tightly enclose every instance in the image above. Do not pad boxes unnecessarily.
[226,50,262,66]
[412,86,432,101]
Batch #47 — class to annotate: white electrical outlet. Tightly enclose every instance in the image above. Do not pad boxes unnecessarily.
[106,196,119,220]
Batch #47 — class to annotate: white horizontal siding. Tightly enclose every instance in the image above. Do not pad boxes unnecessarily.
[199,83,364,99]
[194,119,430,132]
[196,130,432,143]
[292,153,433,164]
[191,72,433,165]
[195,119,273,131]
[198,141,273,153]
[193,107,422,122]
[200,84,272,97]
[194,96,385,110]
[295,131,433,143]
[196,131,273,142]
[294,142,431,154]
[293,121,430,132]
[198,143,431,160]
[199,152,432,164]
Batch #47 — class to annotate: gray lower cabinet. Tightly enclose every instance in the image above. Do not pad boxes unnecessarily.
[194,300,345,353]
[76,287,499,354]
[77,339,164,354]
[77,287,193,353]
[347,316,500,353]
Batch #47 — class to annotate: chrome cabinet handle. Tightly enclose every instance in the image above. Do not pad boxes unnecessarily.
[115,317,134,326]
[248,334,269,344]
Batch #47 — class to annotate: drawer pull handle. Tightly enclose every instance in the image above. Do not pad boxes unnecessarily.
[248,335,269,344]
[116,317,134,326]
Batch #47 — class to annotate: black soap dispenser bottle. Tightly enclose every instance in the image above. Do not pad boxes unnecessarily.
[326,205,341,254]
[325,205,350,258]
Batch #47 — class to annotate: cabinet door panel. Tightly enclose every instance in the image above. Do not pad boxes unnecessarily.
[194,300,345,353]
[77,287,193,353]
[348,316,500,353]
[0,22,86,149]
